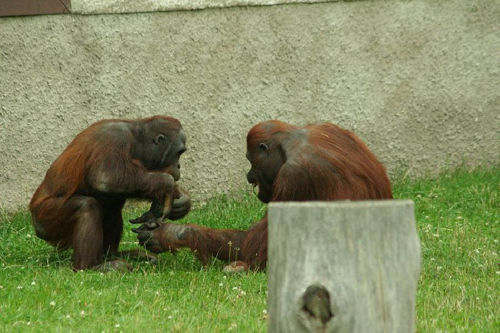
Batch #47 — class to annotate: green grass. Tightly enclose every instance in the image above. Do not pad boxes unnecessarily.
[397,167,499,332]
[0,167,498,332]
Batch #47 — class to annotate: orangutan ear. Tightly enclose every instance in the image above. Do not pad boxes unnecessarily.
[154,134,166,145]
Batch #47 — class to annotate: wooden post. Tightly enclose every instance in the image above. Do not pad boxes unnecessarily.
[268,200,421,333]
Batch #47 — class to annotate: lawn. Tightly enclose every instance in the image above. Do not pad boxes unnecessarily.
[0,167,498,332]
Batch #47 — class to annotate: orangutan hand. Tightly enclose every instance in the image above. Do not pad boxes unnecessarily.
[129,211,162,225]
[132,222,189,254]
[167,187,192,221]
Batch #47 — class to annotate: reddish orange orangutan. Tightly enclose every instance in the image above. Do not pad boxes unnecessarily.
[134,120,393,271]
[30,116,191,272]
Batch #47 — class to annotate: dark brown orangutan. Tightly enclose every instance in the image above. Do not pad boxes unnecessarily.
[30,116,191,272]
[134,120,392,271]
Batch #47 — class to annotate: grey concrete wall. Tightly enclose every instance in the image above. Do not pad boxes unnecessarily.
[72,0,339,14]
[0,0,498,210]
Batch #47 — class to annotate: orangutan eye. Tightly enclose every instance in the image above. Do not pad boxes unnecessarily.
[259,143,269,151]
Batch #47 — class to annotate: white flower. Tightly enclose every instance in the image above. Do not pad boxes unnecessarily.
[168,315,173,319]
[437,266,442,271]
[31,281,36,285]
[219,283,223,287]
[17,286,23,290]
[262,309,267,314]
[115,324,120,328]
[50,301,56,306]
[80,310,85,316]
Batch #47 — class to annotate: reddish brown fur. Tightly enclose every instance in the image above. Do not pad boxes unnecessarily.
[142,120,392,270]
[30,116,189,271]
[156,224,248,264]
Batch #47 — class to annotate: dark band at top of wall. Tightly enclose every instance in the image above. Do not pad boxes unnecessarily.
[0,0,71,17]
[1,1,341,17]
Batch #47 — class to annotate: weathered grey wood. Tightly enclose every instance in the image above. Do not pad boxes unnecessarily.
[268,200,420,333]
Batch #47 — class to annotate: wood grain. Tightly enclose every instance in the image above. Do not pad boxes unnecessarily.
[268,200,421,333]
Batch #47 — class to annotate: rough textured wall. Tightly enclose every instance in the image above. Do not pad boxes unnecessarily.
[72,0,339,14]
[0,0,498,210]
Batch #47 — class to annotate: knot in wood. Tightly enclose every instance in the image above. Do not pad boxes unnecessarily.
[302,284,333,325]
